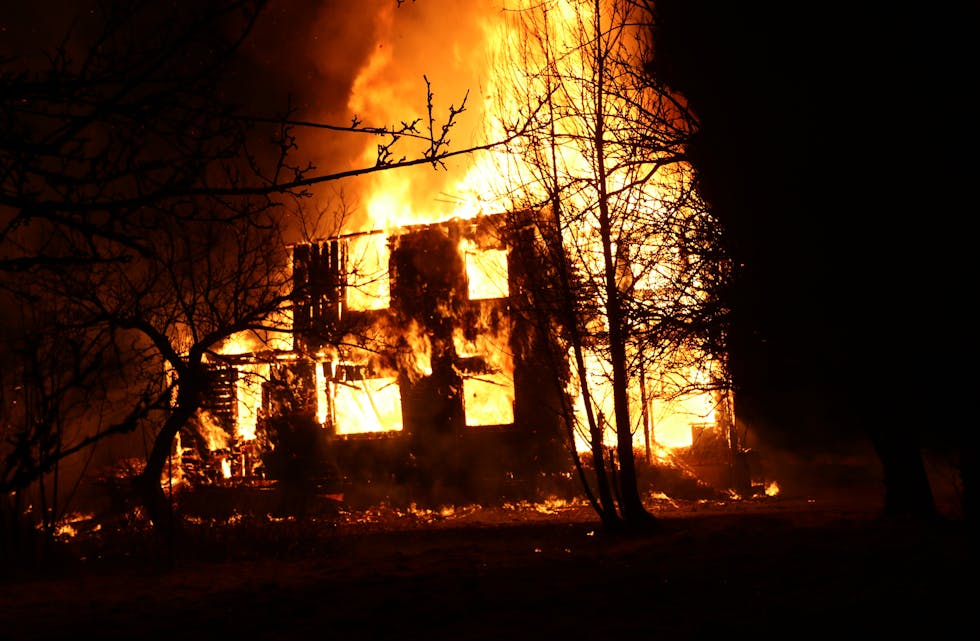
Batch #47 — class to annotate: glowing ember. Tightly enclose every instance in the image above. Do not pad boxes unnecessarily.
[50,512,98,540]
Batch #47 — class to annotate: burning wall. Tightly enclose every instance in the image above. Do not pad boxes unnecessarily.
[282,211,569,499]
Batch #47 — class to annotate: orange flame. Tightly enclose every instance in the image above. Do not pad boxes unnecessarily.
[215,332,272,443]
[460,238,509,300]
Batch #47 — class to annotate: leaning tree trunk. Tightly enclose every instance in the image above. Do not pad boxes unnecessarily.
[138,383,202,539]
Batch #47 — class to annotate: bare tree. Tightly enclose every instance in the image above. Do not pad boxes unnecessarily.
[0,290,120,562]
[0,0,506,545]
[481,0,731,531]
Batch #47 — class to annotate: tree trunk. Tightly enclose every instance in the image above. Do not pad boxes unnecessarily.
[592,0,653,529]
[867,422,936,519]
[962,442,975,530]
[546,191,619,528]
[138,390,200,538]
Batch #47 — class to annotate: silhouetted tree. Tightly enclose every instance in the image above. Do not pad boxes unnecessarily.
[0,0,503,546]
[480,0,731,532]
[0,292,119,563]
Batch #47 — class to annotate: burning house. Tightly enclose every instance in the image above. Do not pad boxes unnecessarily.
[162,0,754,508]
[191,208,742,506]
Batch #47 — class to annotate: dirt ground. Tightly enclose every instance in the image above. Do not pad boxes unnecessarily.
[0,481,971,641]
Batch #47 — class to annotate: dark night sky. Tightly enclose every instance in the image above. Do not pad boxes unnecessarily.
[651,1,973,455]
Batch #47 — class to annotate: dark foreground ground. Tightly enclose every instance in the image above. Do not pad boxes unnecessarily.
[0,483,971,641]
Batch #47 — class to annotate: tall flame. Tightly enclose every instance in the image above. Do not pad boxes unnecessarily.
[216,332,271,443]
[340,0,509,232]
